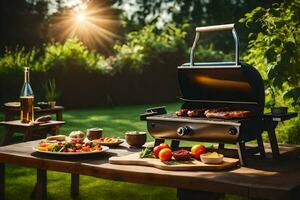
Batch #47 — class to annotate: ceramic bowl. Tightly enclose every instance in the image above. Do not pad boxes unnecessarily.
[125,131,147,147]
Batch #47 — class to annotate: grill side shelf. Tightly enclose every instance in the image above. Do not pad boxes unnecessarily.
[140,106,167,121]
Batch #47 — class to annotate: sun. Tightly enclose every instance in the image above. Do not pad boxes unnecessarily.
[50,2,121,52]
[76,12,86,23]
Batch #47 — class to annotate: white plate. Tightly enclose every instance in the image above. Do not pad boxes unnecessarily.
[32,145,109,155]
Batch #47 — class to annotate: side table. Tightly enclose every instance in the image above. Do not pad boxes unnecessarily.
[0,120,65,146]
[3,104,64,121]
[263,112,298,159]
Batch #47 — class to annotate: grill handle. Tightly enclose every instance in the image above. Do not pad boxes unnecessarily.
[190,23,239,66]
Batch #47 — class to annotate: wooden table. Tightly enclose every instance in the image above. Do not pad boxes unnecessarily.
[3,105,64,121]
[0,141,299,200]
[0,121,65,146]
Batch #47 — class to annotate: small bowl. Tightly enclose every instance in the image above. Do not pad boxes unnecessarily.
[200,152,224,164]
[125,131,147,147]
[37,102,50,109]
[87,128,103,140]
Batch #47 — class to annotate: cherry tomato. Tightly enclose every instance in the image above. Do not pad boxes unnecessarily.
[67,148,75,152]
[191,144,206,159]
[153,143,170,158]
[76,140,81,144]
[159,143,170,149]
[158,148,173,161]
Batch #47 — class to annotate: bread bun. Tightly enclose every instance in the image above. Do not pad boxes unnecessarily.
[46,135,66,141]
[69,131,85,139]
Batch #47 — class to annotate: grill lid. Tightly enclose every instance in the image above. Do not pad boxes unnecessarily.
[178,24,264,109]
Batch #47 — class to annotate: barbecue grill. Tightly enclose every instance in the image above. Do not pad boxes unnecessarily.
[140,24,297,166]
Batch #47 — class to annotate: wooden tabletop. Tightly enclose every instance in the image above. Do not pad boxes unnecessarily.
[0,120,65,127]
[3,104,64,111]
[0,141,299,200]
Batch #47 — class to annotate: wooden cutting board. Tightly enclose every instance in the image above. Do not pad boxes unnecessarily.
[109,153,239,171]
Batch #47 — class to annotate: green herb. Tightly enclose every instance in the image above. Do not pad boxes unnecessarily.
[52,145,63,152]
[140,148,155,158]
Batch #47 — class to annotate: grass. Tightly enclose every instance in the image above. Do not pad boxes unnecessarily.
[0,102,245,200]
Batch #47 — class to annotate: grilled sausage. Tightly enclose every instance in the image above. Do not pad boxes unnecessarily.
[187,109,206,117]
[204,108,231,116]
[205,109,253,119]
[176,109,188,116]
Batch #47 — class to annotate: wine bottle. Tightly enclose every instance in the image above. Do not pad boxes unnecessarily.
[20,67,34,123]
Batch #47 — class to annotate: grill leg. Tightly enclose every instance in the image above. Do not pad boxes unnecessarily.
[154,139,165,146]
[218,143,225,150]
[236,141,247,166]
[257,134,266,158]
[171,140,180,150]
[267,129,280,159]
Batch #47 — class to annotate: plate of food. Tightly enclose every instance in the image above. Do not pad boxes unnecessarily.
[33,130,109,155]
[33,140,109,155]
[94,137,124,147]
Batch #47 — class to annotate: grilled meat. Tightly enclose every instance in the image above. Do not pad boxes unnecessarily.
[205,109,253,119]
[187,109,206,117]
[176,109,188,116]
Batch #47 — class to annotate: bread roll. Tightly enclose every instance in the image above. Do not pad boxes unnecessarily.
[69,131,85,139]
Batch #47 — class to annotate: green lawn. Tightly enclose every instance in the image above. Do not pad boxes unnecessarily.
[0,102,244,200]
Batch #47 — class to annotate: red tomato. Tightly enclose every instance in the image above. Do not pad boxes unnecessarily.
[75,140,81,144]
[191,144,206,159]
[158,148,173,161]
[67,148,75,152]
[159,143,170,149]
[153,143,170,157]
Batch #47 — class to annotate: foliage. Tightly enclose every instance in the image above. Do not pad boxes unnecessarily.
[112,24,188,73]
[240,0,300,144]
[41,38,109,73]
[45,79,59,101]
[0,48,39,73]
[0,0,48,53]
[193,44,234,63]
[240,1,300,106]
[116,0,275,53]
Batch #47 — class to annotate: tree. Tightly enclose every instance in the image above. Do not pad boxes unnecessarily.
[0,0,49,53]
[116,0,275,53]
[240,0,300,106]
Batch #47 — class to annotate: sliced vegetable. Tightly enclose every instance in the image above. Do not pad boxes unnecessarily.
[140,148,155,158]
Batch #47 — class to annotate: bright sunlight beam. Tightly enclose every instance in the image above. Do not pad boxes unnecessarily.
[50,2,121,52]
